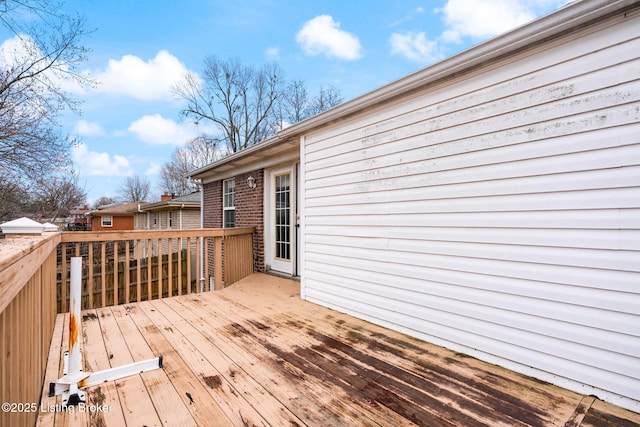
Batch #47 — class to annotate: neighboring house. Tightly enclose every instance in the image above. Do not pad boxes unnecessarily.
[130,192,201,259]
[131,192,201,231]
[191,0,640,412]
[66,204,91,230]
[87,202,146,232]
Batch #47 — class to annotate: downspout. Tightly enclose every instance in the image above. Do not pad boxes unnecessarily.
[199,183,205,292]
[299,135,306,300]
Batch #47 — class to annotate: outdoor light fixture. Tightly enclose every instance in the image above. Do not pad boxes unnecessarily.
[247,175,256,189]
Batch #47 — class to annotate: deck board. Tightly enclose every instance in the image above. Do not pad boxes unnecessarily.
[37,273,640,427]
[150,297,307,426]
[168,295,356,426]
[172,287,392,426]
[123,302,233,426]
[36,311,65,427]
[80,309,125,427]
[110,305,197,427]
[96,306,162,427]
[138,299,272,426]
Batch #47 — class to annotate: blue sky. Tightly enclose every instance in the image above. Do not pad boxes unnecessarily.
[1,0,566,204]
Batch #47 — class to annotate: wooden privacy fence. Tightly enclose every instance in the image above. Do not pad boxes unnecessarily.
[0,233,60,427]
[57,227,255,312]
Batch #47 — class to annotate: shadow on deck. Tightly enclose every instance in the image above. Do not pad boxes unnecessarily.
[37,273,640,426]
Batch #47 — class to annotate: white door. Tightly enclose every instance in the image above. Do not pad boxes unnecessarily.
[267,165,295,274]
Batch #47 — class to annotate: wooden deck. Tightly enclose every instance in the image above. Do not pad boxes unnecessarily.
[37,273,640,427]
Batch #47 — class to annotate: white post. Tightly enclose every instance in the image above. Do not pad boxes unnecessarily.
[50,257,163,405]
[69,257,82,375]
[200,184,205,292]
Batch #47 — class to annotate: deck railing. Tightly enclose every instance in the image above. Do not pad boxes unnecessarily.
[57,227,255,312]
[0,233,60,427]
[0,227,254,426]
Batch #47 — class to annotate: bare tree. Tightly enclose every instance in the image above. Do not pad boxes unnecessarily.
[307,84,343,116]
[279,82,344,127]
[158,136,220,196]
[30,171,86,222]
[93,196,117,209]
[0,0,93,219]
[281,79,309,125]
[173,56,285,155]
[0,1,93,175]
[117,175,151,203]
[0,174,29,221]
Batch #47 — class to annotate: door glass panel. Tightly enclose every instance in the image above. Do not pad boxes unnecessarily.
[275,173,290,260]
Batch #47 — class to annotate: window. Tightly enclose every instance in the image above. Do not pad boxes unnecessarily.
[101,216,113,227]
[275,173,290,260]
[168,211,173,228]
[223,178,236,228]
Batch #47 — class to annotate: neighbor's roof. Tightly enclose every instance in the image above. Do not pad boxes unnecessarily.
[87,202,147,216]
[131,192,201,212]
[69,207,90,215]
[189,0,629,183]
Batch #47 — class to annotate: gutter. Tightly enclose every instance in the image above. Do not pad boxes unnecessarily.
[189,135,284,179]
[188,1,634,183]
[277,0,636,138]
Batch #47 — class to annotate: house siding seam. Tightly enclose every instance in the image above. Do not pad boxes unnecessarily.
[180,211,201,229]
[301,10,640,412]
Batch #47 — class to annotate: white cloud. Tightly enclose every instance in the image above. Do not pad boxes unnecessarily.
[440,0,543,43]
[94,50,190,101]
[389,6,427,28]
[390,32,440,63]
[1,34,89,94]
[71,143,132,176]
[73,120,105,137]
[127,114,200,145]
[265,46,280,60]
[144,163,162,176]
[390,0,564,62]
[0,34,33,67]
[296,15,362,60]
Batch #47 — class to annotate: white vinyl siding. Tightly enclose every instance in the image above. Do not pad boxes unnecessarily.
[301,12,640,411]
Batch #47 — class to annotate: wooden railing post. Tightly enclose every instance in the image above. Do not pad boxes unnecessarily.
[88,242,94,309]
[214,236,223,290]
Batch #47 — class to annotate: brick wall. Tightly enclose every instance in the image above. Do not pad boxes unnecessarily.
[235,170,264,273]
[203,180,222,228]
[90,215,134,231]
[202,168,265,282]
